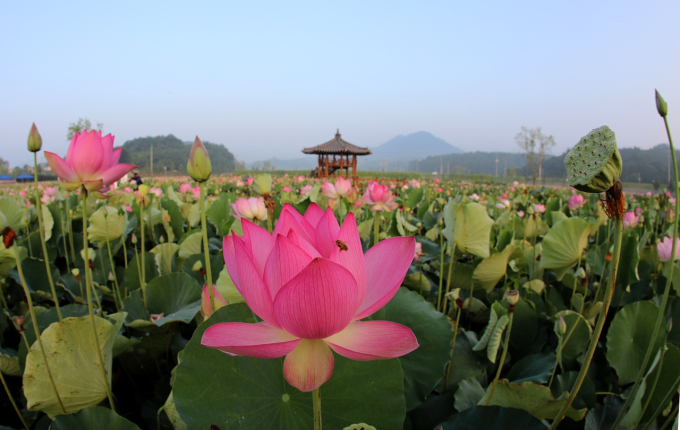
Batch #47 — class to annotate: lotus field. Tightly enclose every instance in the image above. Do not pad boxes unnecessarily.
[1,94,679,430]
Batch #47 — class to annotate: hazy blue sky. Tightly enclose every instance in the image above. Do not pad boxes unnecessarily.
[2,1,679,167]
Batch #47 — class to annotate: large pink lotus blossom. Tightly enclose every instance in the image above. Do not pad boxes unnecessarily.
[361,182,399,212]
[231,197,268,221]
[533,204,546,213]
[568,194,585,211]
[44,130,136,192]
[658,236,680,262]
[321,177,353,199]
[622,211,640,229]
[202,204,418,392]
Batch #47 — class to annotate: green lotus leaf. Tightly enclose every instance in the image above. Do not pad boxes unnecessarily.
[0,347,21,376]
[41,204,54,242]
[443,201,494,258]
[454,376,486,412]
[441,406,546,430]
[0,197,27,231]
[150,242,180,275]
[251,173,272,195]
[555,310,592,365]
[87,206,127,243]
[540,217,591,280]
[51,406,141,430]
[472,243,516,292]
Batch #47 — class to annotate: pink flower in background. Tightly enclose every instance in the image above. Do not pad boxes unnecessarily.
[191,185,201,198]
[509,187,515,192]
[408,179,421,189]
[41,186,58,204]
[201,285,228,318]
[635,208,642,216]
[361,181,399,211]
[533,204,546,213]
[436,187,443,193]
[150,187,163,197]
[434,178,440,184]
[246,177,254,186]
[300,184,314,195]
[496,199,511,210]
[502,193,508,199]
[20,191,26,197]
[658,236,680,262]
[568,194,585,210]
[124,186,132,193]
[124,205,132,212]
[236,180,245,187]
[44,130,136,192]
[413,242,423,261]
[321,177,353,199]
[646,192,652,197]
[623,211,640,229]
[671,198,677,206]
[203,204,418,392]
[231,197,268,221]
[517,210,525,218]
[353,200,363,208]
[282,186,292,193]
[469,193,480,201]
[179,183,193,194]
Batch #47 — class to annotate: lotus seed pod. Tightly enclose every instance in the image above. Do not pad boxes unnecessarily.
[656,89,668,117]
[506,290,519,306]
[565,126,622,193]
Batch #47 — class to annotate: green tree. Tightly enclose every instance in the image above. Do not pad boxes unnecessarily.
[515,126,556,184]
[67,118,103,141]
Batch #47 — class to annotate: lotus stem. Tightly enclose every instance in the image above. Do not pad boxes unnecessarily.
[33,153,62,321]
[660,404,679,430]
[313,386,322,430]
[444,304,462,390]
[11,244,65,414]
[611,111,679,430]
[550,215,623,429]
[641,371,680,430]
[443,244,456,315]
[637,342,667,425]
[61,202,70,271]
[568,255,581,311]
[0,370,29,430]
[436,232,445,313]
[81,191,116,411]
[372,212,380,246]
[485,310,514,405]
[199,182,215,313]
[548,335,563,388]
[121,237,128,269]
[140,201,147,307]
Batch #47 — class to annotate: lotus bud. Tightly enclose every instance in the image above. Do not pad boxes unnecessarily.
[666,317,673,333]
[108,271,114,281]
[656,89,668,118]
[555,316,567,336]
[187,136,212,182]
[27,123,43,152]
[575,267,586,279]
[159,235,165,243]
[565,126,622,193]
[131,233,138,244]
[506,290,519,306]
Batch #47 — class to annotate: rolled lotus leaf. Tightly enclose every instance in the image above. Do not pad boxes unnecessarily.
[565,126,622,193]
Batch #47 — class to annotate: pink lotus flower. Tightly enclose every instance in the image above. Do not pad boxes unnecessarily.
[569,194,585,211]
[150,187,163,197]
[408,179,421,189]
[436,187,443,193]
[179,183,193,194]
[470,193,480,201]
[44,130,136,192]
[622,211,640,229]
[124,205,132,212]
[533,204,546,213]
[516,210,525,218]
[300,184,314,195]
[658,236,680,262]
[413,242,423,261]
[202,204,418,392]
[40,186,58,204]
[231,197,268,221]
[361,182,399,212]
[282,186,292,193]
[496,199,511,210]
[201,285,228,318]
[246,177,254,186]
[434,178,440,184]
[321,177,353,199]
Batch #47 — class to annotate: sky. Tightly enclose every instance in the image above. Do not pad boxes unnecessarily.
[2,1,679,167]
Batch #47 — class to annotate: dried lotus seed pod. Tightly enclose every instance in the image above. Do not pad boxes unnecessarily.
[565,125,622,193]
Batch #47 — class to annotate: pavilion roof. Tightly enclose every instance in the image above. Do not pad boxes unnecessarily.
[302,130,372,155]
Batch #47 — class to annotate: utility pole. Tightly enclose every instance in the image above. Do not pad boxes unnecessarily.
[495,153,499,177]
[150,143,153,176]
[440,155,443,175]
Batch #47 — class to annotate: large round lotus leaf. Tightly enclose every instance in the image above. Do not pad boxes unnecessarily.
[540,217,591,280]
[123,252,158,293]
[368,288,452,410]
[174,304,406,429]
[0,197,27,231]
[478,380,587,421]
[445,329,487,389]
[443,201,494,258]
[87,206,127,243]
[23,315,123,417]
[472,243,516,292]
[555,311,592,365]
[10,257,63,298]
[0,347,21,376]
[454,376,486,412]
[441,405,546,430]
[606,300,665,385]
[51,406,141,430]
[507,352,556,384]
[149,242,180,275]
[177,232,202,261]
[251,173,272,195]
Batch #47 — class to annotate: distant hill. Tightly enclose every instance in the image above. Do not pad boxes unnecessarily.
[118,134,235,175]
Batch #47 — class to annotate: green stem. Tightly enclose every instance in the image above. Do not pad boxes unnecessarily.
[660,404,679,430]
[637,343,667,425]
[61,202,70,271]
[12,246,65,413]
[140,203,147,308]
[444,306,462,391]
[313,386,322,430]
[436,232,445,313]
[611,115,679,430]
[641,371,680,430]
[0,370,29,430]
[372,212,380,246]
[548,336,563,388]
[199,182,215,312]
[443,244,456,315]
[33,153,62,321]
[568,255,581,311]
[550,217,623,429]
[485,311,514,406]
[81,191,116,411]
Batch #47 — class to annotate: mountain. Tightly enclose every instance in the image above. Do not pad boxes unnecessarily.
[410,151,529,175]
[118,134,235,175]
[368,131,463,160]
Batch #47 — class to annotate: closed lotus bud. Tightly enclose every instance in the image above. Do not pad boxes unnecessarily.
[108,271,114,281]
[656,89,668,118]
[506,290,519,306]
[575,267,586,279]
[27,123,43,152]
[555,316,567,336]
[131,233,138,244]
[565,126,622,193]
[187,136,212,182]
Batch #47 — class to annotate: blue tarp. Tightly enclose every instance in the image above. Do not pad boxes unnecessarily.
[15,174,33,179]
[0,175,13,180]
